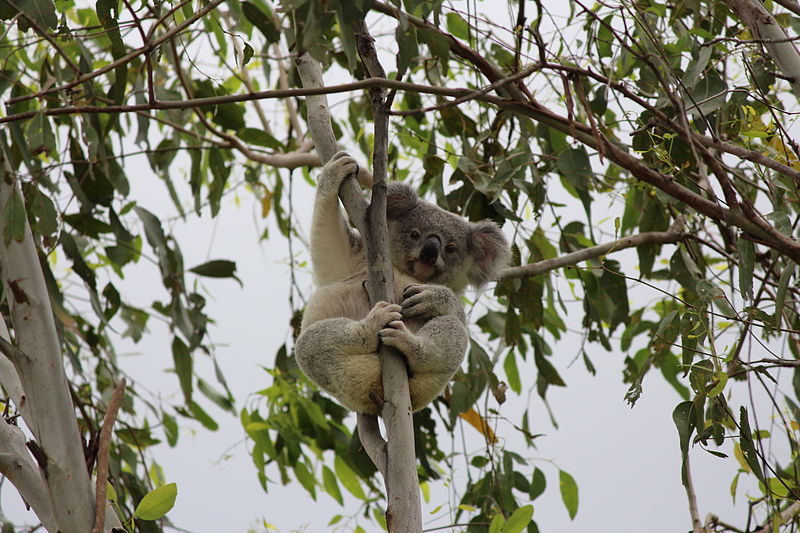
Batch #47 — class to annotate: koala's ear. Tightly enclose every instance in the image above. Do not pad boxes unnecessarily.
[468,221,510,287]
[386,182,418,219]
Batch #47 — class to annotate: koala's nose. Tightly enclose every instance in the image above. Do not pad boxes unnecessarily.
[419,236,441,266]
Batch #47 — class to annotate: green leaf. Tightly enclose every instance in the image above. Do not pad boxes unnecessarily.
[737,238,755,301]
[708,371,728,397]
[26,112,56,156]
[293,461,316,498]
[322,465,343,505]
[3,0,57,29]
[189,400,219,431]
[172,337,192,404]
[530,467,546,500]
[774,262,796,326]
[559,470,579,519]
[238,127,282,149]
[135,207,167,251]
[3,188,26,245]
[197,378,234,413]
[489,513,505,533]
[242,42,254,66]
[556,147,592,190]
[396,25,419,75]
[504,351,521,394]
[241,1,280,43]
[446,12,469,40]
[672,400,694,456]
[334,456,365,500]
[134,483,177,520]
[534,349,566,387]
[739,407,766,485]
[189,259,241,285]
[504,505,533,533]
[162,413,179,447]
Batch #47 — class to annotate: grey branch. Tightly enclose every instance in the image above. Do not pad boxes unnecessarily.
[296,54,367,230]
[497,220,685,281]
[356,414,387,477]
[0,420,56,532]
[0,318,26,420]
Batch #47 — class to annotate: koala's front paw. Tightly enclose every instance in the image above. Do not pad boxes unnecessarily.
[318,151,359,198]
[401,284,459,319]
[379,320,417,357]
[365,301,402,334]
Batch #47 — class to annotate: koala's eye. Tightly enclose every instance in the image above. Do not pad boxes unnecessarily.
[410,230,421,240]
[445,243,457,254]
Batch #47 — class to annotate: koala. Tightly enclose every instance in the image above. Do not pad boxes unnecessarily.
[295,152,509,415]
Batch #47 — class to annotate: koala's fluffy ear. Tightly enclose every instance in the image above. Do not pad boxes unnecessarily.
[386,182,418,219]
[468,221,510,287]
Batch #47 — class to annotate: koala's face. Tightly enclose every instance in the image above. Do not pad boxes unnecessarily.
[386,183,510,293]
[388,207,475,291]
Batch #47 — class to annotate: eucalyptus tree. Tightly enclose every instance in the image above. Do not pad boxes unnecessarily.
[1,0,800,532]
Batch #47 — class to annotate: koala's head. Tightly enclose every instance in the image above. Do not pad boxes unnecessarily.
[385,183,510,293]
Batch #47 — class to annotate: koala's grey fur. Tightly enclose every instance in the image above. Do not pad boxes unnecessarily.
[295,152,509,415]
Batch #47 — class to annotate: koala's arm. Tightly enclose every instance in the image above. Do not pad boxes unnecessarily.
[310,152,368,286]
[379,284,467,376]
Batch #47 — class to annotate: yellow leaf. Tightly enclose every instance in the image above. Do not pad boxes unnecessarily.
[733,442,750,473]
[459,407,497,444]
[261,191,272,218]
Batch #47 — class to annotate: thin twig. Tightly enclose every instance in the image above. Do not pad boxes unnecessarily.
[90,378,126,533]
[0,77,498,125]
[4,0,225,106]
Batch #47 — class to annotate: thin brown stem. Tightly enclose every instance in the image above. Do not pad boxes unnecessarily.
[90,378,126,533]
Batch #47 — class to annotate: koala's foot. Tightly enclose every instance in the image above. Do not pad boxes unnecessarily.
[379,319,417,356]
[318,151,359,198]
[365,301,402,335]
[401,284,460,319]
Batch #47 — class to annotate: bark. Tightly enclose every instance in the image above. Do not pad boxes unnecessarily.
[0,162,95,532]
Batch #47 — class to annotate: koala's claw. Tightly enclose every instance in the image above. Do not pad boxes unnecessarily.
[401,284,455,319]
[366,301,402,331]
[379,320,414,353]
[319,152,359,197]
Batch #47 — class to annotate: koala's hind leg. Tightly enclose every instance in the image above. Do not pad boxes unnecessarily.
[295,302,401,410]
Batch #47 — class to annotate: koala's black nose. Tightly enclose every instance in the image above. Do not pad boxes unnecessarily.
[419,236,441,266]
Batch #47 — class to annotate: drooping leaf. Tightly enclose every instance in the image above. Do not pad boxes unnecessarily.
[559,470,579,520]
[739,407,766,485]
[3,188,26,245]
[737,238,754,301]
